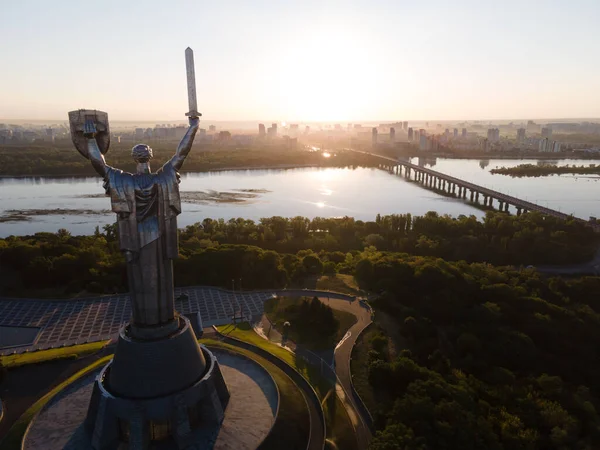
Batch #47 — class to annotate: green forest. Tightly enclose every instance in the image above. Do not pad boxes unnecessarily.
[357,254,600,449]
[0,211,596,298]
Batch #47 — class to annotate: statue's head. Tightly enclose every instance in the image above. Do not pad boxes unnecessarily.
[131,144,153,164]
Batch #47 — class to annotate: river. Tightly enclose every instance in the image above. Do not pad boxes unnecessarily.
[0,158,598,237]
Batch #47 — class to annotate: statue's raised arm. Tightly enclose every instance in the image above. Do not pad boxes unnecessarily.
[83,120,109,178]
[168,116,200,171]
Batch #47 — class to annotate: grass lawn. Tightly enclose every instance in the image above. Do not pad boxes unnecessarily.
[0,355,112,450]
[316,274,363,297]
[202,339,310,450]
[0,341,108,369]
[215,323,358,450]
[350,324,379,416]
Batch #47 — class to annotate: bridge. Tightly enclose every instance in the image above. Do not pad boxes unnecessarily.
[352,150,598,229]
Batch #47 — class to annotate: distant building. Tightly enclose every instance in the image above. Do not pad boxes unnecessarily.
[209,125,216,132]
[334,124,342,130]
[408,127,414,142]
[419,134,428,151]
[541,127,553,139]
[372,127,378,147]
[175,125,187,140]
[258,123,266,137]
[135,128,144,140]
[552,141,562,153]
[517,128,526,144]
[271,123,278,136]
[403,121,408,131]
[453,128,458,139]
[480,138,490,152]
[199,128,207,136]
[304,126,310,134]
[218,130,231,141]
[461,128,467,139]
[487,128,500,142]
[45,128,55,143]
[390,127,396,142]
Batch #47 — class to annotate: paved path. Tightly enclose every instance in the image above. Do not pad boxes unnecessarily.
[317,296,372,449]
[255,294,373,449]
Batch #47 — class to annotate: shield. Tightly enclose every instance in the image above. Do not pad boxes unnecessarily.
[68,109,110,159]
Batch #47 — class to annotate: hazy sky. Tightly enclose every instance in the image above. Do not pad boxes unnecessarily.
[2,0,600,122]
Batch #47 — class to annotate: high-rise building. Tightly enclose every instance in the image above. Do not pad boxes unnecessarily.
[541,127,553,139]
[209,125,216,132]
[517,128,526,144]
[271,123,278,136]
[487,128,500,142]
[419,134,428,151]
[372,127,378,147]
[461,128,467,139]
[390,127,396,142]
[258,123,266,137]
[481,138,490,152]
[552,141,562,153]
[408,127,414,141]
[403,121,408,131]
[453,128,458,139]
[304,126,310,134]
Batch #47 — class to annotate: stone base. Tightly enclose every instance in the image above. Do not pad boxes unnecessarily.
[108,316,208,399]
[84,316,229,449]
[24,349,278,450]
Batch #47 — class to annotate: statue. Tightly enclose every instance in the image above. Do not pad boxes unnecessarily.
[80,116,198,337]
[69,47,202,339]
[66,49,230,450]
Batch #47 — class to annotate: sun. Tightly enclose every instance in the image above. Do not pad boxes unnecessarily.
[275,25,377,122]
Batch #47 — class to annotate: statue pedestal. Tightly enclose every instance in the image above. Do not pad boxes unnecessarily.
[84,316,229,449]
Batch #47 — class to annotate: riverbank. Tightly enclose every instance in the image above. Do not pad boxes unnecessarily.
[491,163,600,177]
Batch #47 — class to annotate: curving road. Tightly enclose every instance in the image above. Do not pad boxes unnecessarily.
[264,290,373,449]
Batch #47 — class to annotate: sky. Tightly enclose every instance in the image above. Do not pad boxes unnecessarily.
[1,0,600,122]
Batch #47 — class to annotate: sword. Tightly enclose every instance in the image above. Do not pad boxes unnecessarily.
[185,47,201,118]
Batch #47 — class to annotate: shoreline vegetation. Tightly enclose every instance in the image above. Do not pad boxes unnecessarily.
[0,211,597,299]
[491,163,600,177]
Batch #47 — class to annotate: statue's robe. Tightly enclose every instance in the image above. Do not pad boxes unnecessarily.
[103,161,181,327]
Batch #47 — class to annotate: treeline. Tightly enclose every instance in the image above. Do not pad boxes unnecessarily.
[491,163,600,177]
[352,252,600,449]
[182,211,596,265]
[0,211,597,297]
[0,142,376,176]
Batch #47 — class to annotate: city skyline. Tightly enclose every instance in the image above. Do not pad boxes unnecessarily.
[2,0,600,121]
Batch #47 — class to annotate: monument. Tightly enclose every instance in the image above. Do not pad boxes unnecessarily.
[67,48,230,449]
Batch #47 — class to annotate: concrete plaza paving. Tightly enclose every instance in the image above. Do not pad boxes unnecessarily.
[0,288,274,355]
